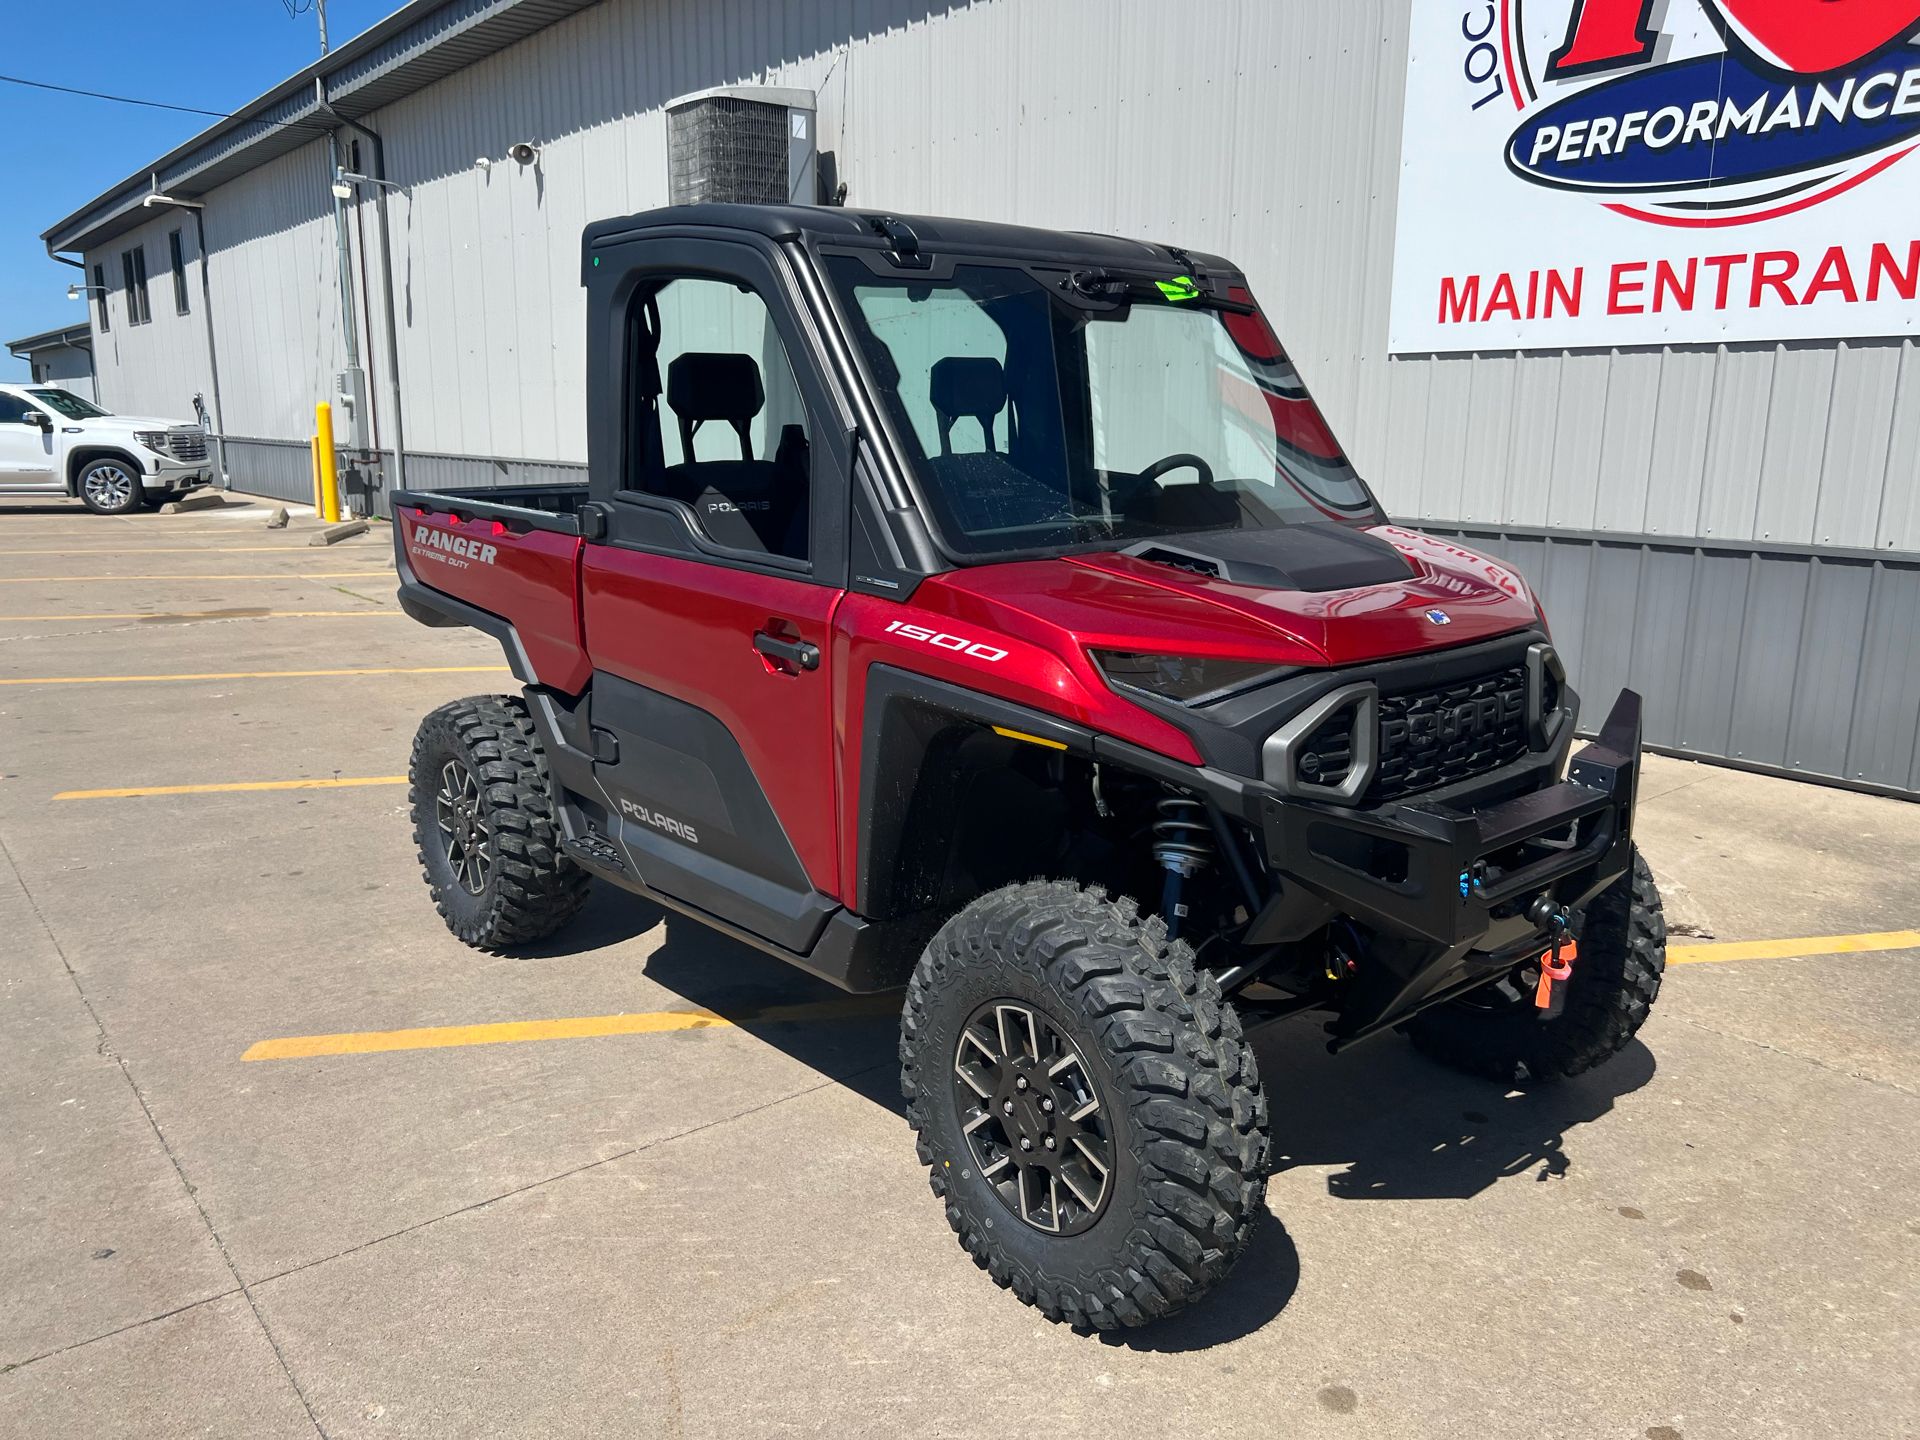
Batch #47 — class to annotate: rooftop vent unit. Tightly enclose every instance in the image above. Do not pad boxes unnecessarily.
[665,85,816,206]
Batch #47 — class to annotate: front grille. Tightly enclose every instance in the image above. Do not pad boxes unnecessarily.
[1371,665,1528,801]
[164,429,208,462]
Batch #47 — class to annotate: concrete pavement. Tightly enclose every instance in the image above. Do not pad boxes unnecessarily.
[2,493,1915,1438]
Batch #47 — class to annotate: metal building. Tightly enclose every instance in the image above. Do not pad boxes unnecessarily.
[6,324,96,402]
[38,0,1920,798]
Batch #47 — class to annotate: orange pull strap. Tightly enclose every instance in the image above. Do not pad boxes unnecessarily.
[1533,938,1577,1009]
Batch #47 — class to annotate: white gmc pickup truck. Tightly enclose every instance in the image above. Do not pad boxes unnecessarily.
[0,383,215,515]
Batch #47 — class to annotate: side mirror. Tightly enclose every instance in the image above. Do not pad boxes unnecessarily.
[25,410,52,432]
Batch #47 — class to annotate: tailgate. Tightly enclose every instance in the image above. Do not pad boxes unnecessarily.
[394,492,590,694]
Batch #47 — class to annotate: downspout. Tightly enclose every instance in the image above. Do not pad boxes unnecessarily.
[314,78,406,495]
[190,206,231,485]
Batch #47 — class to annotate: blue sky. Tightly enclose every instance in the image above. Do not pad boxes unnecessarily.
[1,0,393,377]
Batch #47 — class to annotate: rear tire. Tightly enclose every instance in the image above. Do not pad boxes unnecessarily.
[408,694,590,950]
[901,881,1269,1330]
[76,458,144,515]
[1407,847,1665,1083]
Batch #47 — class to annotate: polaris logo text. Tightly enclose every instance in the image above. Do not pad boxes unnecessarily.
[619,797,698,846]
[1383,692,1524,752]
[412,527,498,566]
[883,619,1009,662]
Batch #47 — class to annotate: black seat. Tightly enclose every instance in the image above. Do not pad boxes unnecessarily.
[926,355,1069,534]
[930,356,1008,455]
[658,352,807,558]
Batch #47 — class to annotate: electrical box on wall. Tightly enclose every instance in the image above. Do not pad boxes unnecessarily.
[665,85,817,205]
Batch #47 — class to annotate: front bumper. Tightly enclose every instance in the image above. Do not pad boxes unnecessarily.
[1248,688,1643,1044]
[1258,687,1642,950]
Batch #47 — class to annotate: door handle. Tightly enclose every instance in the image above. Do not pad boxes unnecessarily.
[753,630,820,672]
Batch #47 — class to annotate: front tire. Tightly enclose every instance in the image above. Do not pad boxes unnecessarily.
[408,695,590,950]
[1407,847,1666,1083]
[77,458,145,515]
[901,881,1269,1330]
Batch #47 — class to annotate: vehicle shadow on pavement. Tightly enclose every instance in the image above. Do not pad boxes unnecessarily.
[509,887,673,960]
[1110,1025,1658,1351]
[1253,1015,1658,1201]
[634,912,909,1117]
[1107,1210,1303,1352]
[589,897,1655,1351]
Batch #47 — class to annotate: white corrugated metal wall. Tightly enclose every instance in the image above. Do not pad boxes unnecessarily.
[78,0,1920,793]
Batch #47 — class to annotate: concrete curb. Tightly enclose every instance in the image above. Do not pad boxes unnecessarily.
[309,519,372,546]
[158,490,229,515]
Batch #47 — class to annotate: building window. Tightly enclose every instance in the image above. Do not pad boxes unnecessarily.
[169,230,190,315]
[92,263,109,331]
[121,246,152,326]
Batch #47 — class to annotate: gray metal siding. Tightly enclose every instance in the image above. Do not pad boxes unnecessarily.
[73,0,1920,794]
[1424,526,1920,796]
[25,345,94,401]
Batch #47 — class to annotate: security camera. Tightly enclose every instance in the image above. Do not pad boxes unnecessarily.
[507,141,539,166]
[474,156,492,172]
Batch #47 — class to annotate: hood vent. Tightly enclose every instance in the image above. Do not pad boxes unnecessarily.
[1117,526,1413,593]
[1131,545,1221,579]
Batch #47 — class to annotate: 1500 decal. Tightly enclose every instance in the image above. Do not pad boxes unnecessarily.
[883,619,1010,662]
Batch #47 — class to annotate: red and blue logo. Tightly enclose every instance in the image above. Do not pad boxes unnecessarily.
[1496,1,1920,226]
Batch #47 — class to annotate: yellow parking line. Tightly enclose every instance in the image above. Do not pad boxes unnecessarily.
[0,528,301,539]
[0,609,401,622]
[1667,929,1920,965]
[56,776,408,800]
[243,996,900,1061]
[0,547,373,556]
[2,665,505,688]
[239,929,1920,1062]
[0,573,388,584]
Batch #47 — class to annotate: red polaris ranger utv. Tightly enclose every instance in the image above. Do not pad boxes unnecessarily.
[393,205,1664,1331]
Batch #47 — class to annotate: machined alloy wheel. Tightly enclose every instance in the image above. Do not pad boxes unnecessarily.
[953,999,1113,1236]
[434,758,492,895]
[407,694,591,951]
[79,462,140,515]
[902,880,1270,1331]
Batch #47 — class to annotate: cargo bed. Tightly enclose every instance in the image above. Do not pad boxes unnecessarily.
[392,484,592,692]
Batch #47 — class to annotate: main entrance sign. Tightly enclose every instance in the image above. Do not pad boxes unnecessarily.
[1389,0,1920,351]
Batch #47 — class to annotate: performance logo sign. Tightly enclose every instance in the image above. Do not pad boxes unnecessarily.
[1389,0,1920,351]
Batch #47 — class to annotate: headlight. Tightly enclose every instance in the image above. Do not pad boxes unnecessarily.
[134,431,168,451]
[1094,651,1291,706]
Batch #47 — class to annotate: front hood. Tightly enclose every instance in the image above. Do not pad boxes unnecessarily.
[73,415,194,431]
[1054,523,1539,664]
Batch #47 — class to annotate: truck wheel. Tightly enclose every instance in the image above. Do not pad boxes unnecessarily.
[1407,848,1666,1083]
[900,881,1270,1330]
[77,459,144,515]
[408,695,590,950]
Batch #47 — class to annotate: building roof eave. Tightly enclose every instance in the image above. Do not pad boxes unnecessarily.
[41,0,599,256]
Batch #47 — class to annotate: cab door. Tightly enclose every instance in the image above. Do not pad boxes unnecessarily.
[0,393,60,491]
[579,236,850,954]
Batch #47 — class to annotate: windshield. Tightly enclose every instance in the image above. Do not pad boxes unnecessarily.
[825,257,1382,558]
[28,388,109,419]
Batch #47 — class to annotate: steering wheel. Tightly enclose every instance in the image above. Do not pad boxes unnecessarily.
[1137,452,1216,488]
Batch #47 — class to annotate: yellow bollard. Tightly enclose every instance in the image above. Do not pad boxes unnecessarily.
[315,403,341,524]
[309,435,324,517]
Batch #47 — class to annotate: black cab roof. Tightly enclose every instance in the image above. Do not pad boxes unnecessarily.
[581,204,1238,276]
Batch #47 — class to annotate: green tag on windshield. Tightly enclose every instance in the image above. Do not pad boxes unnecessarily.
[1155,275,1202,303]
